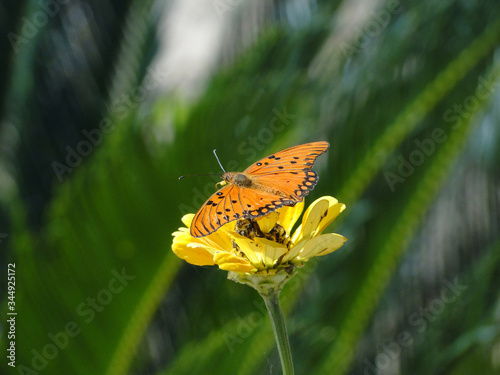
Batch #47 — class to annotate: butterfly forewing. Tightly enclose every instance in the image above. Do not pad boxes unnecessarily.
[190,141,329,237]
[243,141,329,175]
[190,185,287,237]
[241,141,328,200]
[190,185,237,237]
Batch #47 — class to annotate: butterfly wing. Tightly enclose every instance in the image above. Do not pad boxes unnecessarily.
[190,141,329,237]
[190,184,286,237]
[242,141,329,200]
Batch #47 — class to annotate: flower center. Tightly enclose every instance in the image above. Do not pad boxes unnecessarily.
[230,218,297,275]
[235,218,291,248]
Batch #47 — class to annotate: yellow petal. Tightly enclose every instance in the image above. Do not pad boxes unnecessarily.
[281,235,311,262]
[315,203,345,236]
[181,214,195,227]
[253,237,288,268]
[229,232,262,266]
[172,232,216,266]
[202,228,233,252]
[295,233,346,262]
[230,232,287,269]
[172,212,237,266]
[214,252,256,273]
[256,212,280,233]
[291,196,344,243]
[172,229,187,237]
[291,197,330,242]
[277,201,304,233]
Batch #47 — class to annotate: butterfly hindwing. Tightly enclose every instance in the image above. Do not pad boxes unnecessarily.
[234,185,296,217]
[247,169,319,201]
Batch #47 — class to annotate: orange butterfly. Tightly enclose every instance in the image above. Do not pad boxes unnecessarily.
[190,141,329,237]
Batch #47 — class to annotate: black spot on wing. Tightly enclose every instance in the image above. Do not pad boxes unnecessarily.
[290,170,319,199]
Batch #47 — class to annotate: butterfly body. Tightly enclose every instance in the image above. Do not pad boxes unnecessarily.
[223,172,288,197]
[225,173,255,188]
[190,141,329,237]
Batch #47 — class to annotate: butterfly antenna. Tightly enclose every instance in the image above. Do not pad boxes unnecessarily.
[178,173,221,180]
[178,149,227,179]
[213,149,227,173]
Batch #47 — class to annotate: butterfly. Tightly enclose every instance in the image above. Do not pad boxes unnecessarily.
[190,141,329,237]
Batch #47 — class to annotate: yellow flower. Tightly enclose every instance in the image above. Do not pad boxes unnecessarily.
[172,196,347,278]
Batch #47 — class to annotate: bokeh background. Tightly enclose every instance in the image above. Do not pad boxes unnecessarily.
[1,1,500,374]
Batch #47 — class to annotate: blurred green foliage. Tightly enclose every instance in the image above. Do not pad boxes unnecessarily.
[1,1,500,375]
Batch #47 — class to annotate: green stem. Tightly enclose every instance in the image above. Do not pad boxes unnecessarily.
[261,290,295,375]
